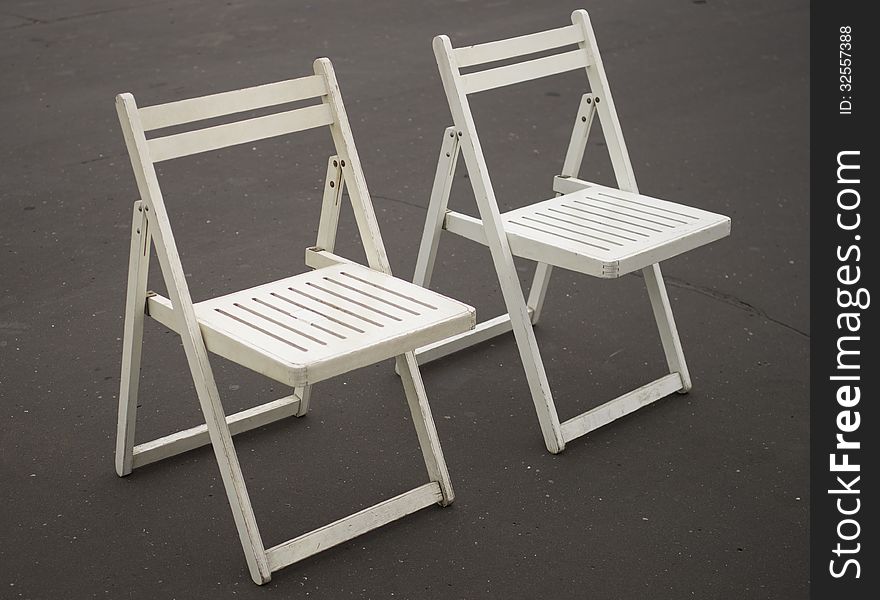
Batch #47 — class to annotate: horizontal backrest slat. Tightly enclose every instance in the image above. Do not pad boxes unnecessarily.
[147,103,334,162]
[461,49,588,95]
[138,74,328,131]
[454,24,584,68]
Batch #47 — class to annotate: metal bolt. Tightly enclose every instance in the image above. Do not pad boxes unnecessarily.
[457,131,462,137]
[340,159,346,167]
[581,116,587,122]
[333,160,338,167]
[586,97,592,104]
[595,97,601,103]
[449,131,455,138]
[445,152,450,157]
[329,181,335,188]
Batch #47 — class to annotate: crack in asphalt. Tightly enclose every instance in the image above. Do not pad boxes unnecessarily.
[369,191,809,340]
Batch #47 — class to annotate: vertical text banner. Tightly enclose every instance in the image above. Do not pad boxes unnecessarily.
[811,1,875,596]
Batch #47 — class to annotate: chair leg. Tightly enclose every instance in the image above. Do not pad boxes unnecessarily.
[116,201,150,477]
[412,127,460,289]
[642,263,692,392]
[184,353,271,584]
[293,385,312,417]
[396,352,454,504]
[526,262,554,324]
[503,292,566,454]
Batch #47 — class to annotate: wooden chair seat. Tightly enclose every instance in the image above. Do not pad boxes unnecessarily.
[147,262,475,387]
[445,180,730,278]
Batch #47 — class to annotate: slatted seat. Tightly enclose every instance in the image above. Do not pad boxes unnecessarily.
[113,58,474,585]
[445,180,730,278]
[410,10,732,454]
[147,263,474,387]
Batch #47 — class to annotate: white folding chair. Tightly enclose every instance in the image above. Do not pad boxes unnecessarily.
[114,58,475,585]
[412,10,731,454]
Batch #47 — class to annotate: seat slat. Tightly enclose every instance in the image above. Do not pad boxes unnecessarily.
[147,103,334,162]
[138,74,328,131]
[454,24,584,68]
[461,49,588,95]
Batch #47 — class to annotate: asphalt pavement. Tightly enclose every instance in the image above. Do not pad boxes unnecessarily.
[1,1,809,598]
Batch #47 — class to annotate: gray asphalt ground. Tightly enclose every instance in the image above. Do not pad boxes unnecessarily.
[1,1,809,598]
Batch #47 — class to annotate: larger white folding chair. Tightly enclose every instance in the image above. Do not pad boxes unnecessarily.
[114,58,475,585]
[412,11,731,454]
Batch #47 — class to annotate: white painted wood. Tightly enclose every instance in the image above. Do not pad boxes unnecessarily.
[454,24,584,68]
[117,92,271,584]
[115,201,151,476]
[304,247,357,269]
[412,127,460,289]
[131,393,304,468]
[408,12,730,452]
[552,175,593,195]
[147,263,474,387]
[560,373,683,441]
[526,93,596,323]
[397,352,454,503]
[115,63,473,584]
[147,103,334,162]
[572,9,695,392]
[138,74,328,131]
[444,195,729,279]
[293,384,312,418]
[461,49,588,95]
[413,308,535,366]
[314,58,392,275]
[316,155,345,253]
[265,482,442,571]
[434,34,565,454]
[643,264,693,391]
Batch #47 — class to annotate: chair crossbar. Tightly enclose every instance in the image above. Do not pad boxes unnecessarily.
[131,392,306,469]
[138,74,328,131]
[412,308,535,366]
[454,24,584,68]
[460,48,589,95]
[265,482,443,572]
[147,103,334,162]
[559,373,683,442]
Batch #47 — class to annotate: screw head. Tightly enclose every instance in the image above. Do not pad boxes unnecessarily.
[329,181,335,188]
[586,97,592,104]
[581,116,587,122]
[595,97,601,103]
[340,159,346,167]
[333,160,338,167]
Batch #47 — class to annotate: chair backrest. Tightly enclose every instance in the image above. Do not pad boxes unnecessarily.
[116,58,391,277]
[433,9,639,199]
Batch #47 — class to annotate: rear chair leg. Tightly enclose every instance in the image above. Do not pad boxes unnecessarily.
[412,127,460,289]
[396,352,454,504]
[116,200,150,477]
[643,263,692,392]
[293,385,312,416]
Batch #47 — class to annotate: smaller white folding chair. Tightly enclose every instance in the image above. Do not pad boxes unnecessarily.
[412,10,731,454]
[114,58,475,585]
